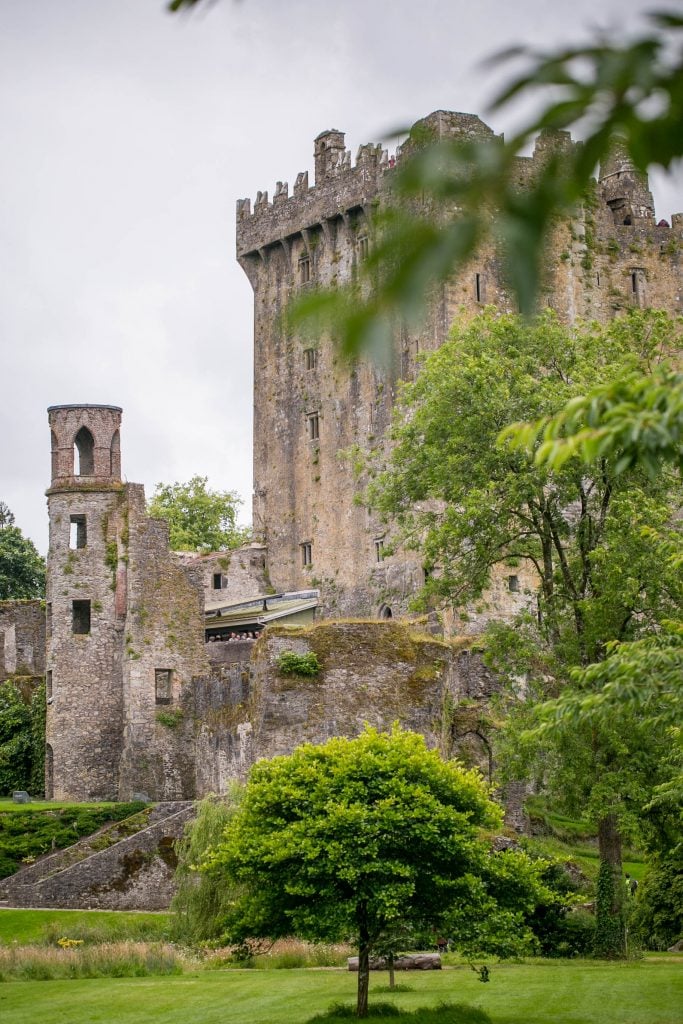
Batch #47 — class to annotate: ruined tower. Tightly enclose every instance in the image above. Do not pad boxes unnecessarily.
[46,405,210,801]
[237,110,683,619]
[46,405,126,800]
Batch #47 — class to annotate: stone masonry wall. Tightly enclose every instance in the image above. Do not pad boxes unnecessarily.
[3,803,194,910]
[186,620,506,805]
[238,110,682,620]
[0,600,45,684]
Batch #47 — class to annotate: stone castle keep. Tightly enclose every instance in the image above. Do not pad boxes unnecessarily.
[238,109,682,619]
[1,109,679,805]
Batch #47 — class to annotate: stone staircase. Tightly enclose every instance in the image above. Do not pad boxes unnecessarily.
[0,801,195,911]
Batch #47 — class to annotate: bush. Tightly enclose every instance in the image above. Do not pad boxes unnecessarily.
[630,853,683,951]
[276,651,320,677]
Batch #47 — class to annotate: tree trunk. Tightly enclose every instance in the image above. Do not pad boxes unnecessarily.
[595,812,626,958]
[388,952,395,991]
[356,903,370,1018]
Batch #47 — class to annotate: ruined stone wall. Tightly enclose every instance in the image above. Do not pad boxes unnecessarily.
[238,110,682,620]
[183,620,505,805]
[0,600,45,684]
[183,544,270,605]
[116,486,211,802]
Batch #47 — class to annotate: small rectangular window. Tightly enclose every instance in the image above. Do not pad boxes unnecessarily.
[155,669,172,705]
[508,575,520,593]
[374,538,385,563]
[307,412,320,441]
[298,255,311,283]
[212,573,223,590]
[631,272,638,293]
[304,348,318,371]
[300,542,313,567]
[46,670,53,699]
[475,273,485,303]
[358,235,369,260]
[72,600,91,634]
[69,515,87,549]
[46,602,52,638]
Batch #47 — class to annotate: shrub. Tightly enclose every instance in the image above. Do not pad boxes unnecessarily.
[630,853,683,951]
[276,651,320,677]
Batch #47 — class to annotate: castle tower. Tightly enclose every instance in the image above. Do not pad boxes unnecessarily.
[598,141,655,226]
[45,405,126,800]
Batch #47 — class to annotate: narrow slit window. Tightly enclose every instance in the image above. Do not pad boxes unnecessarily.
[298,255,311,283]
[213,573,223,590]
[631,272,638,293]
[72,600,91,635]
[300,542,313,567]
[46,670,53,699]
[155,669,172,705]
[357,235,369,260]
[508,575,520,593]
[69,515,87,549]
[304,348,318,371]
[307,412,320,441]
[475,273,484,303]
[596,272,601,287]
[374,538,385,562]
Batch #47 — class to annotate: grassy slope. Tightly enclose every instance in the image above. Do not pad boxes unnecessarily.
[0,962,681,1024]
[0,910,170,946]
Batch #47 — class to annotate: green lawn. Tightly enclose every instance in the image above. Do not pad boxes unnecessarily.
[0,801,121,814]
[0,961,680,1024]
[0,909,170,946]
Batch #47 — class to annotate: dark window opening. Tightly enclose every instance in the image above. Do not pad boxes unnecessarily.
[304,347,318,371]
[46,670,53,699]
[46,602,52,638]
[379,604,393,620]
[300,542,313,567]
[72,600,91,635]
[631,272,638,293]
[51,430,59,479]
[508,575,520,593]
[74,426,95,476]
[110,429,120,476]
[623,215,632,226]
[596,272,600,287]
[45,743,54,800]
[155,668,172,705]
[70,515,87,549]
[358,235,369,260]
[475,273,484,303]
[374,538,385,562]
[213,573,223,590]
[307,412,320,441]
[298,255,311,283]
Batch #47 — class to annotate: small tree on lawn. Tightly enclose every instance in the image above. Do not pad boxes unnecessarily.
[211,725,548,1018]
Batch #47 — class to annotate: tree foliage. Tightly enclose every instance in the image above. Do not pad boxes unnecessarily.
[0,681,45,797]
[147,475,250,552]
[0,509,45,600]
[369,310,681,664]
[171,788,243,945]
[210,726,548,1017]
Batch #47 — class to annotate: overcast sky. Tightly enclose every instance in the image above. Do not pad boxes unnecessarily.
[1,0,680,554]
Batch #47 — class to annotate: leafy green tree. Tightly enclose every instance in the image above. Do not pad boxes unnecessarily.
[210,726,548,1018]
[366,310,681,955]
[147,476,250,552]
[504,367,683,479]
[0,509,45,600]
[171,787,243,944]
